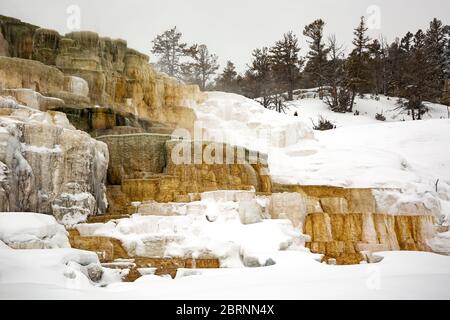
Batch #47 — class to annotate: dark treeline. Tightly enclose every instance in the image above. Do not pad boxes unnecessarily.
[151,17,450,119]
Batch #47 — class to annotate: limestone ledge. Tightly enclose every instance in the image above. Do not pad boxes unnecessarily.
[304,212,435,264]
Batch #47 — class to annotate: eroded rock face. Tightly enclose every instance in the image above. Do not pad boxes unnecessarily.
[98,134,170,185]
[304,213,435,264]
[0,15,38,59]
[0,97,108,224]
[269,192,308,228]
[0,16,206,136]
[271,184,438,264]
[164,140,272,194]
[97,135,272,210]
[0,56,64,93]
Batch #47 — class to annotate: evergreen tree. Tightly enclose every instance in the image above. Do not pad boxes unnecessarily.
[248,47,274,106]
[303,19,329,89]
[424,18,448,100]
[345,17,371,111]
[151,27,189,78]
[384,34,412,96]
[215,61,238,92]
[270,31,303,101]
[398,30,433,120]
[368,39,385,95]
[184,44,219,90]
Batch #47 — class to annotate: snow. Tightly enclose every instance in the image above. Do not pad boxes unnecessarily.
[1,213,449,300]
[192,91,450,222]
[1,91,450,299]
[75,198,304,268]
[1,249,450,299]
[194,92,314,153]
[429,230,450,254]
[0,212,70,249]
[0,247,123,291]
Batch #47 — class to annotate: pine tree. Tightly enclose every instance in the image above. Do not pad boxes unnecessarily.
[399,30,433,120]
[270,31,303,101]
[345,16,371,111]
[368,39,385,95]
[248,47,274,106]
[184,44,219,90]
[384,33,412,96]
[424,18,448,100]
[303,19,329,90]
[215,61,238,92]
[151,27,189,78]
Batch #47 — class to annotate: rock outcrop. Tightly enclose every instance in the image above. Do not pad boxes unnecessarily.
[0,96,108,224]
[304,213,434,264]
[0,15,208,222]
[271,184,437,264]
[96,134,272,212]
[0,15,206,136]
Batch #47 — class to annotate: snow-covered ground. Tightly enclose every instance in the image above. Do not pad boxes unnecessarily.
[193,92,450,223]
[1,245,450,299]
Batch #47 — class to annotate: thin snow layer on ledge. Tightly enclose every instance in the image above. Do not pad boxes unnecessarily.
[76,199,306,267]
[0,212,70,249]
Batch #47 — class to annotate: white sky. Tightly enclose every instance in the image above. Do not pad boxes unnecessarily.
[1,0,449,72]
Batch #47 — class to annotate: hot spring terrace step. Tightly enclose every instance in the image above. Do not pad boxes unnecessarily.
[103,257,220,281]
[87,214,132,223]
[67,229,220,281]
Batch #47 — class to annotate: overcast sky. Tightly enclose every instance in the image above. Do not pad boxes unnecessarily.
[1,0,449,72]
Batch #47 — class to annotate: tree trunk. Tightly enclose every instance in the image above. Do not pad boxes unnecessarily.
[288,81,293,101]
[349,90,356,112]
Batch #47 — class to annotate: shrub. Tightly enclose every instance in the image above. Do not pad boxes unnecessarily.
[311,115,336,131]
[375,113,386,121]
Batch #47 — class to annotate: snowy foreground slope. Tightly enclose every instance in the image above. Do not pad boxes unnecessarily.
[1,245,450,299]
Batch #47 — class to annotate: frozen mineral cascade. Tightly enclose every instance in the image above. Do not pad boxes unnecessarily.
[0,97,109,224]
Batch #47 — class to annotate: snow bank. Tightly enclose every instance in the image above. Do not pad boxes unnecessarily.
[194,92,315,152]
[0,212,70,249]
[0,247,122,293]
[429,230,450,255]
